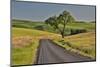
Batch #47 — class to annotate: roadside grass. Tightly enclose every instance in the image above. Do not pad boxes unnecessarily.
[12,27,60,65]
[53,32,96,59]
[12,40,38,65]
[12,28,39,65]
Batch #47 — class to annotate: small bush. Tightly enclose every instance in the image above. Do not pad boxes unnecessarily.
[34,25,44,30]
[12,24,29,28]
[70,28,87,35]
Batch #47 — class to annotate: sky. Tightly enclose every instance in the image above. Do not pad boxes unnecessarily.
[12,0,96,22]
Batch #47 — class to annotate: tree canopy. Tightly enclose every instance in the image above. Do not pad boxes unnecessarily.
[45,10,75,38]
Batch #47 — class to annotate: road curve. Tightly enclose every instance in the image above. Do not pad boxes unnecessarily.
[36,39,95,64]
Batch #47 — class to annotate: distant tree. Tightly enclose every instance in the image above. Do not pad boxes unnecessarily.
[45,11,75,38]
[90,21,96,23]
[34,25,44,30]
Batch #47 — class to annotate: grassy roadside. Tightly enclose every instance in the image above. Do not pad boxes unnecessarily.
[53,32,96,59]
[12,28,40,65]
[12,40,39,65]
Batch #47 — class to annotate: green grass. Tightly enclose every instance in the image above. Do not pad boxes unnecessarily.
[12,19,95,34]
[12,40,38,65]
[12,27,59,37]
[12,27,40,65]
[67,22,95,31]
[12,19,45,29]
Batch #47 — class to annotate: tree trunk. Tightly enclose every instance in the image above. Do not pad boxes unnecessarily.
[62,35,64,38]
[61,19,66,38]
[61,32,64,38]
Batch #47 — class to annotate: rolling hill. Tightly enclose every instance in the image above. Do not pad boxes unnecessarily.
[12,19,95,35]
[54,32,96,59]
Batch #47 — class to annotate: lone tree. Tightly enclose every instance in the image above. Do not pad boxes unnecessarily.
[45,11,75,38]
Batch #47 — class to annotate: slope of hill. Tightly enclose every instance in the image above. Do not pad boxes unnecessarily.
[54,32,96,59]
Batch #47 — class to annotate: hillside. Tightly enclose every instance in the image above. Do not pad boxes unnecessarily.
[54,32,96,59]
